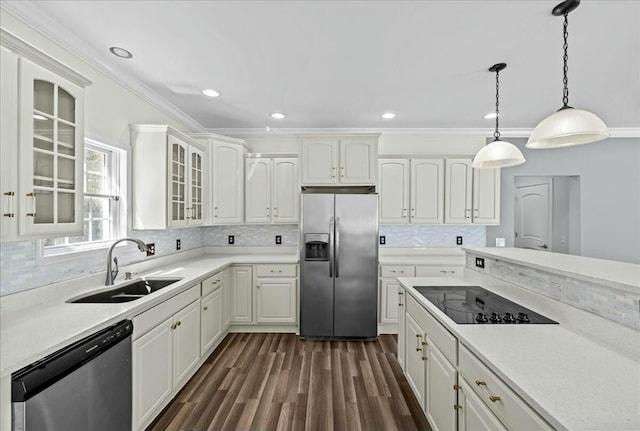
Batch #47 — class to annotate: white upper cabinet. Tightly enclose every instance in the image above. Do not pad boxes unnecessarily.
[1,32,91,241]
[445,159,500,225]
[378,158,443,224]
[300,135,378,185]
[204,138,246,224]
[131,125,207,229]
[245,156,298,224]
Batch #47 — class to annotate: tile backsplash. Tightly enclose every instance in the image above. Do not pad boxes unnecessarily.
[1,224,487,296]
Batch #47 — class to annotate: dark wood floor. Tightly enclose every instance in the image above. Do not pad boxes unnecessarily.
[148,333,431,431]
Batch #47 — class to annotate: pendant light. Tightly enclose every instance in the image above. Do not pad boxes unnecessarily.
[472,63,526,169]
[527,0,609,149]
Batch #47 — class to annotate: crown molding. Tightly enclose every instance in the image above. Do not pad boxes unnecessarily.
[0,2,205,133]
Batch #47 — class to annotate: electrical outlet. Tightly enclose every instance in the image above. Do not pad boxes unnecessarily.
[456,236,463,245]
[275,235,282,245]
[475,257,485,268]
[228,235,235,245]
[379,235,386,245]
[496,238,506,247]
[176,239,181,250]
[146,243,155,256]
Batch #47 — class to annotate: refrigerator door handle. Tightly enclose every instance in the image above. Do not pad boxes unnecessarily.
[329,217,334,277]
[335,217,340,278]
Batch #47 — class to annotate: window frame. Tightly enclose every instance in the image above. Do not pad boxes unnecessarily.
[36,138,126,262]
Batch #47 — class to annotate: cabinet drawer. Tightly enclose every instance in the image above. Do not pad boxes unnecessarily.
[256,264,297,277]
[415,266,463,277]
[406,293,457,364]
[459,345,553,431]
[380,265,415,277]
[202,272,223,297]
[132,284,200,340]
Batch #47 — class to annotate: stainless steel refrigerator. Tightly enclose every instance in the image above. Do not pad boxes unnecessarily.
[300,192,378,338]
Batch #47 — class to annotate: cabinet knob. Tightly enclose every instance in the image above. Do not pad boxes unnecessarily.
[454,405,462,410]
[453,384,461,390]
[475,380,486,386]
[177,321,181,326]
[203,306,208,310]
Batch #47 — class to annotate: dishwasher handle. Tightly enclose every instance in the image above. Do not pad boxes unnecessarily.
[11,320,133,402]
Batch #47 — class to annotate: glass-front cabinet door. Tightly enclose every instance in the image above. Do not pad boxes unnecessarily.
[19,58,84,237]
[168,136,187,228]
[188,147,204,226]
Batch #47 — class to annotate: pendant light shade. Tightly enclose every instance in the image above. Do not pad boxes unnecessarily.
[472,63,526,169]
[527,0,609,149]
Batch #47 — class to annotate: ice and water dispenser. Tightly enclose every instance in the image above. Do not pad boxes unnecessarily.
[304,233,329,261]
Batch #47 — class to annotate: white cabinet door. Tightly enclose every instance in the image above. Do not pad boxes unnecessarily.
[445,159,472,224]
[172,300,201,388]
[380,279,399,324]
[211,142,243,224]
[245,158,271,223]
[473,167,500,225]
[256,278,297,323]
[167,136,189,228]
[132,317,173,431]
[397,288,406,371]
[405,312,426,408]
[187,146,204,226]
[411,159,444,224]
[201,288,223,353]
[222,269,231,329]
[19,58,84,237]
[379,159,409,224]
[459,378,508,431]
[301,139,339,184]
[339,137,376,184]
[272,158,299,223]
[426,342,458,431]
[231,266,253,323]
[1,47,18,241]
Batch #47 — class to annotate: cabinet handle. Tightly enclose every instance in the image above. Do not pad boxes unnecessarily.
[203,306,208,311]
[415,334,422,351]
[176,321,181,327]
[26,192,36,217]
[489,396,501,403]
[214,206,218,218]
[454,405,462,410]
[475,380,487,386]
[421,338,428,360]
[465,208,471,219]
[3,191,15,217]
[402,208,407,218]
[171,323,176,330]
[273,207,278,217]
[453,384,461,390]
[257,284,260,288]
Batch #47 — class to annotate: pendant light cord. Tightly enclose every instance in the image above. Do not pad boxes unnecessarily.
[562,12,570,108]
[494,69,500,140]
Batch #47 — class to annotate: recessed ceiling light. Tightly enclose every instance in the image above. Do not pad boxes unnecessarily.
[381,112,396,119]
[483,112,498,119]
[270,112,286,119]
[33,114,48,121]
[109,46,133,59]
[202,89,221,98]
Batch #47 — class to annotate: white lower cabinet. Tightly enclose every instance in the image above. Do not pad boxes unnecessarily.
[231,266,254,323]
[200,287,223,355]
[404,312,427,407]
[426,340,458,431]
[255,264,298,324]
[222,269,231,329]
[459,378,508,431]
[380,278,400,324]
[397,289,406,371]
[132,284,201,431]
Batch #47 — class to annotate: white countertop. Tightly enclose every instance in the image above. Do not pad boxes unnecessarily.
[379,247,465,266]
[398,276,640,431]
[0,251,298,378]
[464,247,640,293]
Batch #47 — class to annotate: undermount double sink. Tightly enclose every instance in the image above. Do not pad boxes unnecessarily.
[69,278,182,303]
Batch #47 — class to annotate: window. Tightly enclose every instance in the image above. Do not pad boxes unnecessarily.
[39,139,125,257]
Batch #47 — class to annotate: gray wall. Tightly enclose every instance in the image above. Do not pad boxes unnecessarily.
[486,137,640,264]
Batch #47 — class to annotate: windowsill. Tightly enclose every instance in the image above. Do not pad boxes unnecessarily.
[36,240,118,265]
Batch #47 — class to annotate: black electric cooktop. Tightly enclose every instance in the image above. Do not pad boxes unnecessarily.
[414,285,558,325]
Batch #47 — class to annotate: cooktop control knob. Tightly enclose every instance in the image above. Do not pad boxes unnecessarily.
[489,312,502,323]
[517,312,530,323]
[475,313,489,323]
[503,312,517,323]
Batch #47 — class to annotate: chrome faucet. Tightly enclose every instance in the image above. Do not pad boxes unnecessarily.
[105,238,148,285]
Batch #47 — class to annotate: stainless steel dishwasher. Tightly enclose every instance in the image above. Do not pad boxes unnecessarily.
[11,320,133,431]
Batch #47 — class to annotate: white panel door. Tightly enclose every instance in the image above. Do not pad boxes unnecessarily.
[272,158,299,223]
[515,182,551,251]
[459,378,508,431]
[256,278,297,323]
[132,317,173,431]
[301,139,338,184]
[445,159,472,224]
[339,137,376,184]
[1,47,18,241]
[473,168,500,225]
[231,266,253,323]
[201,289,223,353]
[397,288,406,371]
[172,300,201,388]
[426,342,458,431]
[211,143,243,224]
[404,312,426,408]
[380,279,399,324]
[378,159,409,224]
[245,158,271,223]
[411,159,444,224]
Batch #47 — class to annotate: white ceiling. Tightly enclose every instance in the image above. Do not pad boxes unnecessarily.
[3,0,639,132]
